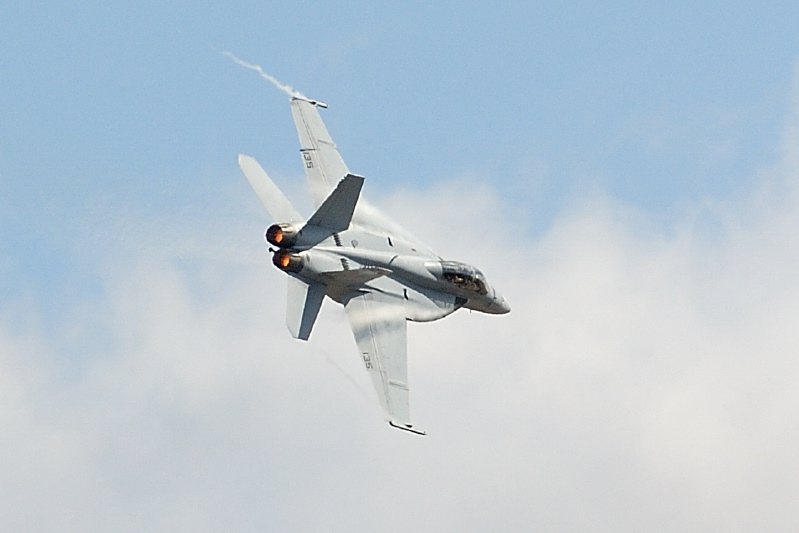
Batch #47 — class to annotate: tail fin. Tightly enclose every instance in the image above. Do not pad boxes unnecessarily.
[286,276,325,340]
[305,174,364,231]
[239,154,303,223]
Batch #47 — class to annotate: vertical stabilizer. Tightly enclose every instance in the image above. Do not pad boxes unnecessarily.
[305,174,364,232]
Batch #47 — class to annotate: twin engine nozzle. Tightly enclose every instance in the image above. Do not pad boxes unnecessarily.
[271,249,304,273]
[265,223,300,248]
[266,224,304,273]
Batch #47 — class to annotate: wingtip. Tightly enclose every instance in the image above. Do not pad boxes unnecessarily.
[389,421,427,436]
[291,95,329,108]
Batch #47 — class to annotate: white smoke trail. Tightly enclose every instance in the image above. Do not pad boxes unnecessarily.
[221,51,307,100]
[319,350,376,407]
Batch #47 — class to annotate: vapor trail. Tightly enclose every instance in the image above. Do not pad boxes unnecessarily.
[222,51,307,100]
[320,350,375,407]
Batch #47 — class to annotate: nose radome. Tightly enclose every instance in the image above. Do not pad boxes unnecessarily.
[490,290,511,314]
[497,297,511,314]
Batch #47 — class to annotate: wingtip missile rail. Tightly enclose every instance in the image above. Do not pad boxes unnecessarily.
[292,95,328,108]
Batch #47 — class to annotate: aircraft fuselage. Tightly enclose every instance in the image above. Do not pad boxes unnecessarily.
[267,223,511,319]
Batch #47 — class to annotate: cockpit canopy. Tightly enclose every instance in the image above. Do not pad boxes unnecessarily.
[440,261,488,295]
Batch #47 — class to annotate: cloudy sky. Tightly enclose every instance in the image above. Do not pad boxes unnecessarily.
[4,2,799,531]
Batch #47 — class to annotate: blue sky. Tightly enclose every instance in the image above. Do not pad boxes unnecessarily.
[3,2,799,531]
[5,2,799,204]
[4,2,798,301]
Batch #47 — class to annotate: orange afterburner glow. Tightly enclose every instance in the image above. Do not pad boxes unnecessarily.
[272,250,303,273]
[266,225,284,245]
[266,223,299,248]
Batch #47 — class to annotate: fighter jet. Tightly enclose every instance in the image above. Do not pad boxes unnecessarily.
[239,96,510,434]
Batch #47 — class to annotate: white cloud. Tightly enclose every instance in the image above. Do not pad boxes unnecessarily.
[4,78,799,533]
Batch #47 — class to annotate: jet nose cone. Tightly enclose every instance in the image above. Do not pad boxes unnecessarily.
[497,297,511,314]
[489,290,511,314]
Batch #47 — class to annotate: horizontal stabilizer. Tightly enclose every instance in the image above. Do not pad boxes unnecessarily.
[305,174,364,231]
[286,276,325,340]
[239,154,302,222]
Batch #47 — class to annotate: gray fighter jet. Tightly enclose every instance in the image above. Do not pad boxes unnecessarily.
[239,97,510,434]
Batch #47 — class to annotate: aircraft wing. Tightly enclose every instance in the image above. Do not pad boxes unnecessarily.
[291,97,438,256]
[291,98,350,208]
[344,290,425,435]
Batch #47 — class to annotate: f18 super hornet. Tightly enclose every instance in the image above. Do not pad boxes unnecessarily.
[239,96,510,434]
